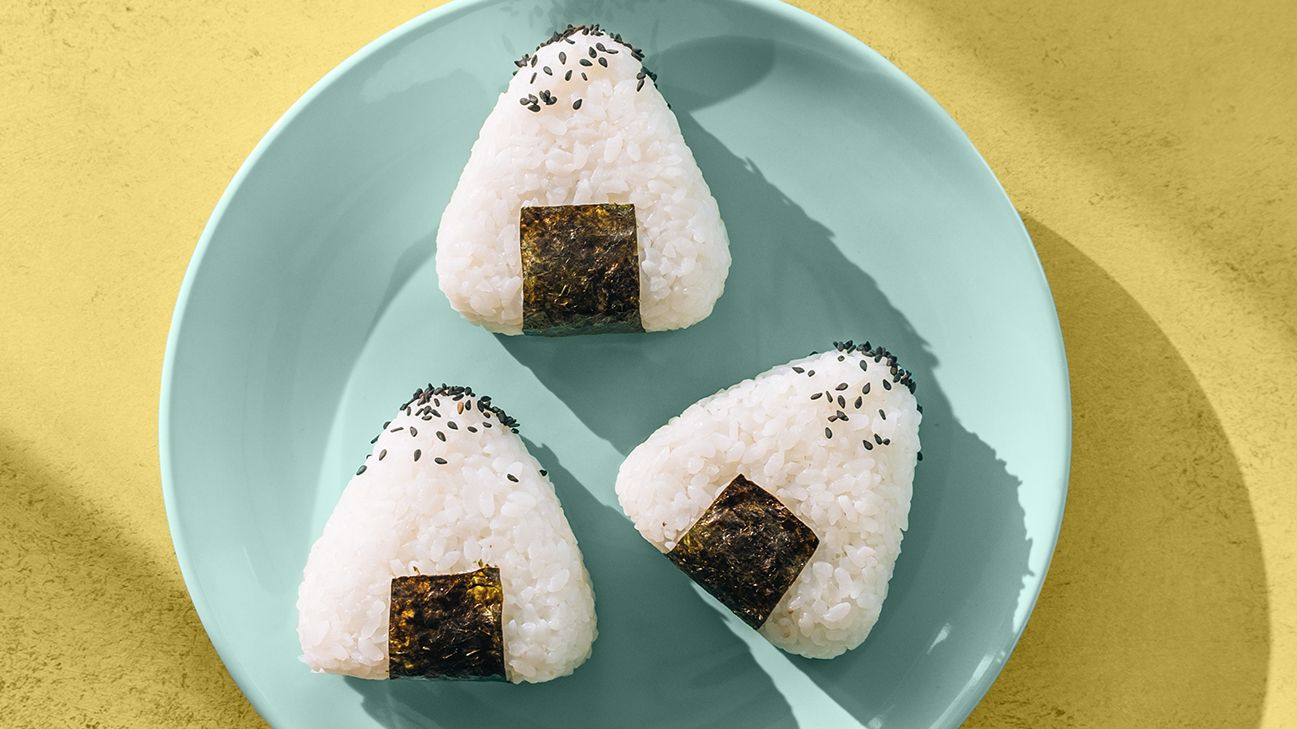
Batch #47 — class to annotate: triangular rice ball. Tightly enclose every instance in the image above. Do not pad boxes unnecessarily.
[297,385,597,682]
[437,25,730,335]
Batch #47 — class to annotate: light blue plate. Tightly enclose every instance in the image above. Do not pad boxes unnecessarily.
[160,0,1070,726]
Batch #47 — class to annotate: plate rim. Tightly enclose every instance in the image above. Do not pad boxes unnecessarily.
[159,0,1072,725]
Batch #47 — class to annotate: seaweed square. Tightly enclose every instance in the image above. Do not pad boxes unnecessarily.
[667,475,819,629]
[520,203,642,335]
[388,566,506,680]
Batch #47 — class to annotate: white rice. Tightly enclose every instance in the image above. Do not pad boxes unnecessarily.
[297,388,597,682]
[435,29,730,333]
[615,347,921,658]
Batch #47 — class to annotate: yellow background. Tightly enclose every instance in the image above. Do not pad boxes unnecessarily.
[1,1,1292,726]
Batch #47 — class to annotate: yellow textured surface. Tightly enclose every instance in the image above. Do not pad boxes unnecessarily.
[0,1,1292,727]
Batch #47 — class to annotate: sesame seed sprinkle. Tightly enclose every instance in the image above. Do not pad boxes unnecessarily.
[434,457,447,465]
[507,474,519,483]
[825,428,833,439]
[379,449,387,460]
[413,449,422,462]
[355,465,367,475]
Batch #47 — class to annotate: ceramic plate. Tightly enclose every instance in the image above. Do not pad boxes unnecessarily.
[160,1,1070,726]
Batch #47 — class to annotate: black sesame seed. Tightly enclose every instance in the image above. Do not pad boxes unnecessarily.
[579,58,592,67]
[636,78,644,91]
[882,379,892,390]
[356,465,367,475]
[530,72,537,83]
[863,382,871,394]
[572,98,583,110]
[434,457,447,465]
[558,51,567,63]
[854,397,863,409]
[540,469,548,476]
[565,69,573,81]
[807,370,816,377]
[507,474,519,483]
[467,426,478,433]
[792,366,805,373]
[917,451,924,461]
[529,104,540,112]
[828,414,839,423]
[447,422,458,430]
[413,449,422,462]
[483,421,493,428]
[383,421,391,428]
[596,42,606,51]
[859,360,868,372]
[390,426,404,433]
[430,409,440,418]
[581,72,588,80]
[810,392,823,400]
[466,400,473,411]
[530,55,537,67]
[436,431,446,442]
[837,395,846,408]
[883,438,891,445]
[878,409,887,420]
[598,57,608,67]
[605,47,618,54]
[588,47,596,58]
[370,435,379,444]
[838,355,845,362]
[862,439,873,451]
[409,427,418,437]
[379,449,387,461]
[875,433,885,445]
[519,96,531,106]
[835,383,849,391]
[836,410,849,421]
[543,66,553,75]
[825,428,833,439]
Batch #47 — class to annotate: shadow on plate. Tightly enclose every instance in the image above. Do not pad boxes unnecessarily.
[350,27,1031,729]
[494,45,1032,727]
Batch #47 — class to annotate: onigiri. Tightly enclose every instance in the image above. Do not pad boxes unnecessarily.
[435,24,730,336]
[297,384,597,682]
[615,342,922,658]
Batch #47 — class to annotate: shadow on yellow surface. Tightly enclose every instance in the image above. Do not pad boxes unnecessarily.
[0,443,261,727]
[965,217,1270,727]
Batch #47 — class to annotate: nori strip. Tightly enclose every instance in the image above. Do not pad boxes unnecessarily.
[388,566,506,681]
[520,203,642,335]
[666,475,819,630]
